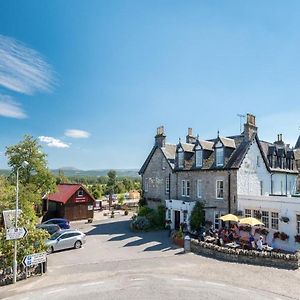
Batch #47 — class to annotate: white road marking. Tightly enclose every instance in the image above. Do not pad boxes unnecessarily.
[44,288,66,295]
[130,278,145,281]
[82,281,104,287]
[204,281,226,288]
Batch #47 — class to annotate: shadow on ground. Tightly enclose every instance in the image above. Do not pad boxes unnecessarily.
[86,220,178,252]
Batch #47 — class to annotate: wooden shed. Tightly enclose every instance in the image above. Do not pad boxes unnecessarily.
[45,184,95,221]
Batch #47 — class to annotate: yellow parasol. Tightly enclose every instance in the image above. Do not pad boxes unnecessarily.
[238,217,264,226]
[219,214,240,222]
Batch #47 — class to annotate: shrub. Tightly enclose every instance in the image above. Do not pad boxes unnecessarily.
[130,216,150,231]
[138,206,153,217]
[189,202,205,232]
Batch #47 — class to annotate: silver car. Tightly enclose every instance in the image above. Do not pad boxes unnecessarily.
[45,229,86,253]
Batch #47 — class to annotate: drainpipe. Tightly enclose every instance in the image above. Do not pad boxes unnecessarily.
[169,173,171,200]
[270,173,274,195]
[228,171,231,213]
[286,173,288,195]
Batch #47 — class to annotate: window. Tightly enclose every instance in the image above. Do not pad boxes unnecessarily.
[271,212,279,230]
[186,181,190,197]
[253,210,261,219]
[245,209,252,218]
[261,211,269,228]
[162,158,166,170]
[195,150,203,167]
[216,148,224,167]
[181,180,190,197]
[297,215,300,234]
[216,180,224,199]
[181,180,186,196]
[77,189,84,197]
[260,181,263,196]
[183,211,187,223]
[167,209,171,220]
[144,179,149,192]
[165,177,170,194]
[197,180,202,198]
[257,156,260,167]
[178,150,184,168]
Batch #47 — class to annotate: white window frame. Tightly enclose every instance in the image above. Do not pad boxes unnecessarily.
[197,180,202,198]
[186,180,190,197]
[195,149,203,168]
[214,212,220,230]
[271,212,279,230]
[216,147,224,167]
[216,180,224,199]
[165,177,170,194]
[181,180,186,196]
[77,189,84,197]
[245,209,251,218]
[178,150,184,168]
[261,211,269,228]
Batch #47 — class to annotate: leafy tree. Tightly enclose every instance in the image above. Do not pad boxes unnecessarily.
[118,194,125,205]
[90,184,103,199]
[189,202,205,232]
[56,169,69,184]
[122,178,134,191]
[106,170,117,194]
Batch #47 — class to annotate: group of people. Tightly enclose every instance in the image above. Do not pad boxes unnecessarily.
[200,224,266,251]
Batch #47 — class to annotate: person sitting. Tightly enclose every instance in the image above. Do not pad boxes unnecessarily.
[249,234,255,249]
[256,236,263,251]
[227,231,234,242]
[208,225,214,237]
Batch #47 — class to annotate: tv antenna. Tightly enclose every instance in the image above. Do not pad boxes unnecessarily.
[237,114,246,133]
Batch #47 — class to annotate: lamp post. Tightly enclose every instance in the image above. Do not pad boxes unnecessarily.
[13,161,29,284]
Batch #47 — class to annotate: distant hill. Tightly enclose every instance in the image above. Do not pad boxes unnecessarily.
[0,168,140,178]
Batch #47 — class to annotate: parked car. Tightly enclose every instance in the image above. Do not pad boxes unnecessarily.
[36,223,61,235]
[42,218,70,229]
[45,229,86,253]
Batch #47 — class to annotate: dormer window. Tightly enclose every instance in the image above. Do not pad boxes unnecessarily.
[216,147,224,167]
[178,149,184,168]
[77,189,84,197]
[195,149,203,168]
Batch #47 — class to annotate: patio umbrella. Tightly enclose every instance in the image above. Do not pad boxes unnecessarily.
[219,214,240,222]
[239,217,264,226]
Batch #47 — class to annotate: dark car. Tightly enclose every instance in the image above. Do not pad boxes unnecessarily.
[36,223,61,235]
[42,218,70,229]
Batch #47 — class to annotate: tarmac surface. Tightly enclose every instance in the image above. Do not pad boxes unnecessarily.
[2,213,300,300]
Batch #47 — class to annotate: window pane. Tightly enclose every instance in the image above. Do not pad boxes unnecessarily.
[271,212,278,230]
[262,211,269,228]
[245,209,251,217]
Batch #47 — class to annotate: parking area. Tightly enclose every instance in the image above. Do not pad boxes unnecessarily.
[2,216,300,300]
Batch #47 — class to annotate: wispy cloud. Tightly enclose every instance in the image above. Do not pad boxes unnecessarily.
[65,129,91,138]
[0,35,55,95]
[0,94,27,119]
[38,136,69,148]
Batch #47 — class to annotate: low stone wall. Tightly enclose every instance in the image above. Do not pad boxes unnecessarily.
[191,239,300,270]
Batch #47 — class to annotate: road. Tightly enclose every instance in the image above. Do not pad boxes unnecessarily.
[2,216,300,299]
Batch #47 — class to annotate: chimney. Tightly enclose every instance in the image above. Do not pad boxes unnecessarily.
[186,127,196,144]
[155,126,166,148]
[274,133,284,146]
[243,113,257,141]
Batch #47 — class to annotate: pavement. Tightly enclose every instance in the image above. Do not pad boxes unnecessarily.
[1,214,300,300]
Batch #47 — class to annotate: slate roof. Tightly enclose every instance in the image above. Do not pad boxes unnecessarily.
[47,184,95,204]
[139,131,299,174]
[296,135,300,149]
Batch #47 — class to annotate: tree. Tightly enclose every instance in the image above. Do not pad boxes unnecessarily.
[56,169,69,185]
[106,170,117,194]
[189,202,205,232]
[90,184,103,199]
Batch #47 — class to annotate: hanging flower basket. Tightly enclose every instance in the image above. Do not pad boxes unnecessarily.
[295,235,300,243]
[280,216,290,223]
[255,228,269,235]
[274,231,289,241]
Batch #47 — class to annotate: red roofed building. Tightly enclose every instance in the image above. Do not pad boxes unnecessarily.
[44,184,95,221]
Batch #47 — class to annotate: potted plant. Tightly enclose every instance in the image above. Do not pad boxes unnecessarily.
[172,230,184,247]
[280,232,289,241]
[273,231,280,239]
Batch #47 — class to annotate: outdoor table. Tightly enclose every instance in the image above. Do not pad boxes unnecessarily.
[226,242,240,249]
[262,245,273,252]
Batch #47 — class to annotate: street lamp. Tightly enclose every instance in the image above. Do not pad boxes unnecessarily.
[13,161,29,284]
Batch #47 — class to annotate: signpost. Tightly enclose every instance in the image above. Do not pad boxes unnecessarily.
[6,227,28,241]
[23,252,47,267]
[2,209,22,229]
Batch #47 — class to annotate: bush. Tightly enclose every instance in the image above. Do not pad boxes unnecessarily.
[130,216,150,231]
[138,206,153,217]
[189,202,205,232]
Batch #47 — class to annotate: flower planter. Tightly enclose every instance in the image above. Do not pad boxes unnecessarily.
[173,237,184,247]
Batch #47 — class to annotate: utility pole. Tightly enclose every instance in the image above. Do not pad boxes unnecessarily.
[237,114,246,134]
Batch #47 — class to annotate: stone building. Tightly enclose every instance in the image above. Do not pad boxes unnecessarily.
[139,114,299,241]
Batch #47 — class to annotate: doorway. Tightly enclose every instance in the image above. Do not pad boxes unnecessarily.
[174,210,181,230]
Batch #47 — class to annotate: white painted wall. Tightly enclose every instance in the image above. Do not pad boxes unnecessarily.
[165,199,196,230]
[237,139,270,196]
[238,195,300,252]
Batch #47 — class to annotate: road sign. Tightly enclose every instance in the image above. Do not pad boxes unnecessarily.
[6,227,28,240]
[23,252,47,267]
[2,209,22,229]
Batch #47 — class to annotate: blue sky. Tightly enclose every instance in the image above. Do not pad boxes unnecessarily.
[0,1,299,170]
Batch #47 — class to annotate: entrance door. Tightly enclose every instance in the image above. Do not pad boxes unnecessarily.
[174,210,181,230]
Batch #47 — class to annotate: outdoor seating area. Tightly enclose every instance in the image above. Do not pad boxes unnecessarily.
[200,214,274,252]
